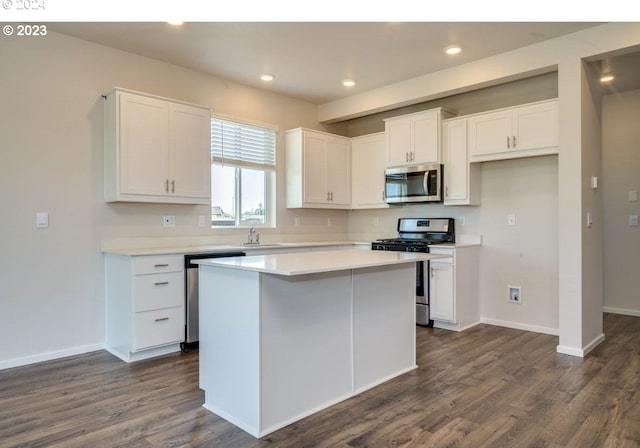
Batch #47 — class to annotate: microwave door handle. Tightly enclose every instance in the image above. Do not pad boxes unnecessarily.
[423,172,430,196]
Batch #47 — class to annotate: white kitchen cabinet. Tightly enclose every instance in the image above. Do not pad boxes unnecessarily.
[351,132,389,209]
[429,246,479,331]
[385,108,454,166]
[468,99,558,162]
[443,118,480,206]
[105,253,185,362]
[286,128,351,209]
[104,88,211,204]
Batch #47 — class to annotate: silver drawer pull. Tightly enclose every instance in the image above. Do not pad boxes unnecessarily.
[154,281,169,286]
[154,264,169,268]
[155,317,169,322]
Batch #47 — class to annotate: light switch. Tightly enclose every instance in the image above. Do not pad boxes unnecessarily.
[630,215,639,227]
[629,190,638,202]
[586,212,593,228]
[36,212,49,229]
[591,176,599,189]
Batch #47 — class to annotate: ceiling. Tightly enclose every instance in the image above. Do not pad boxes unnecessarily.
[48,22,634,104]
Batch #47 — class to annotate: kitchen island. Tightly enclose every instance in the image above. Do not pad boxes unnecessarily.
[195,249,450,438]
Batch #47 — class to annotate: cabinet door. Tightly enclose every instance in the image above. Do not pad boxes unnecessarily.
[119,93,170,196]
[430,262,455,322]
[351,134,388,209]
[468,110,512,157]
[169,103,211,200]
[412,111,440,164]
[513,101,558,152]
[386,119,412,166]
[443,119,468,203]
[326,136,351,205]
[303,132,329,204]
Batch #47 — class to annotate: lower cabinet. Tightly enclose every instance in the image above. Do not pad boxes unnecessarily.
[429,246,479,331]
[105,253,185,362]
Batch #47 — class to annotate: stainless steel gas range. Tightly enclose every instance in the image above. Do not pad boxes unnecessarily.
[371,218,455,326]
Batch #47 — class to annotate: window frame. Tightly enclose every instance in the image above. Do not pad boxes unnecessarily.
[210,114,277,229]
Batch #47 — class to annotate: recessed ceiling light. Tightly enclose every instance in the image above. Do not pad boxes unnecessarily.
[444,45,462,55]
[600,74,615,83]
[260,73,275,82]
[342,79,356,87]
[167,21,183,26]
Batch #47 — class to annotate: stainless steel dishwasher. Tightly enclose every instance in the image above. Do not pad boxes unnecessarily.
[184,251,246,349]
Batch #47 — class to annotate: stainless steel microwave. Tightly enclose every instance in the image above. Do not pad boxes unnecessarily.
[385,164,443,204]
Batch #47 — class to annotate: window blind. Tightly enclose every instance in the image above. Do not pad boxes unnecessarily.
[211,117,276,171]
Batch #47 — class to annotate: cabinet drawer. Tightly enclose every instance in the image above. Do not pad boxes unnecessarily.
[133,307,184,351]
[430,248,454,263]
[133,255,183,275]
[134,271,184,312]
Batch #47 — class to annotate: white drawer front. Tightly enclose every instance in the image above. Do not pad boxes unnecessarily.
[133,307,184,351]
[134,272,184,312]
[429,248,454,264]
[133,255,183,275]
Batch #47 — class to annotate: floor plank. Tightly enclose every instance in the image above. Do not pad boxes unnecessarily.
[1,313,640,447]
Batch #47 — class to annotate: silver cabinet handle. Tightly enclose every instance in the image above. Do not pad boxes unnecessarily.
[330,192,333,201]
[154,263,169,268]
[165,179,169,192]
[155,317,169,322]
[445,186,449,198]
[513,136,517,148]
[507,136,511,148]
[171,180,175,193]
[154,281,169,286]
[406,152,410,163]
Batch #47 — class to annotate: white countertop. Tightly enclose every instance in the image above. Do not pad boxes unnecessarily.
[194,248,451,276]
[102,241,365,256]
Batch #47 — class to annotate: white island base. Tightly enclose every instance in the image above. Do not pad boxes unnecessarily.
[197,250,443,438]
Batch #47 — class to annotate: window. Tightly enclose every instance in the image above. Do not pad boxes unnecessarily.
[210,116,276,227]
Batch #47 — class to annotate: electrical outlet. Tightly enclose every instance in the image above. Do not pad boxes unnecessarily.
[630,215,639,227]
[507,214,516,226]
[198,215,206,227]
[508,286,522,304]
[373,217,379,227]
[458,216,465,227]
[36,212,49,229]
[294,216,301,227]
[162,215,175,227]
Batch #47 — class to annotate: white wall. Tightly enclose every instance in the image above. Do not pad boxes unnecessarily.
[478,156,559,334]
[602,89,640,316]
[0,31,349,367]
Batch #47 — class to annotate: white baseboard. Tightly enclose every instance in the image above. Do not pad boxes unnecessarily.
[480,317,559,336]
[0,343,104,371]
[557,333,605,358]
[603,306,640,317]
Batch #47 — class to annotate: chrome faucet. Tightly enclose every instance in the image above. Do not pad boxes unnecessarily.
[246,227,260,245]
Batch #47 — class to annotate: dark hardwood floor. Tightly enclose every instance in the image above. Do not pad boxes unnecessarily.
[2,313,640,447]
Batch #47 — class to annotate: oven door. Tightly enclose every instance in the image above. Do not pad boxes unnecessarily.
[416,260,433,327]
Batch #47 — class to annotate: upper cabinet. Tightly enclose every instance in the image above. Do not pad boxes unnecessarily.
[442,118,480,206]
[351,132,388,209]
[385,108,455,166]
[104,88,211,204]
[286,128,351,209]
[468,99,558,162]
